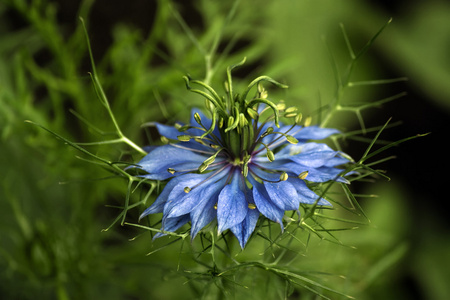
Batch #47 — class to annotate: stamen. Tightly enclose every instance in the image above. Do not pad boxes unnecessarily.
[197,149,224,173]
[294,113,303,124]
[177,135,192,142]
[184,187,191,193]
[248,167,288,184]
[169,143,215,155]
[247,107,259,119]
[186,164,230,192]
[161,136,169,144]
[194,112,202,124]
[248,203,257,210]
[266,148,275,162]
[284,106,299,117]
[298,171,308,180]
[241,153,251,177]
[304,116,312,127]
[276,101,286,111]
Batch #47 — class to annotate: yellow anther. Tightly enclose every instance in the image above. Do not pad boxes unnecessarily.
[160,136,169,144]
[177,135,191,142]
[279,172,289,181]
[260,90,268,99]
[224,81,230,93]
[194,138,207,145]
[276,102,286,111]
[267,149,275,162]
[294,113,303,124]
[248,203,257,210]
[194,112,201,124]
[242,163,249,177]
[214,203,218,210]
[184,187,191,193]
[167,168,176,174]
[284,112,298,118]
[286,135,299,144]
[304,116,312,127]
[198,163,208,173]
[285,106,298,113]
[298,171,309,180]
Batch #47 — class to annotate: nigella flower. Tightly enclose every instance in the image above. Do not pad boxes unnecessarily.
[136,62,351,248]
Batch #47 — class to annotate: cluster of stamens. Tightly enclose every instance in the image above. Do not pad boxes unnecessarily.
[165,59,311,200]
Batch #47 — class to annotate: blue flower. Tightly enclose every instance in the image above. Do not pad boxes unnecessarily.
[136,72,351,248]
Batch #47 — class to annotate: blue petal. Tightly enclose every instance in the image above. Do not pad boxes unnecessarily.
[277,143,338,168]
[217,171,248,234]
[140,172,214,219]
[190,195,218,239]
[264,180,300,211]
[139,173,196,219]
[162,174,207,217]
[262,160,347,183]
[248,177,284,225]
[189,173,229,238]
[155,123,183,140]
[153,214,190,239]
[137,145,207,180]
[288,177,332,206]
[291,125,339,141]
[248,164,282,182]
[230,207,260,248]
[324,156,351,167]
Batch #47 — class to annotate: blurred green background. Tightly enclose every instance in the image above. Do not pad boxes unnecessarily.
[1,0,449,299]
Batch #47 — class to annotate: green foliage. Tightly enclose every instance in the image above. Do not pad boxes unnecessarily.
[0,0,446,299]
